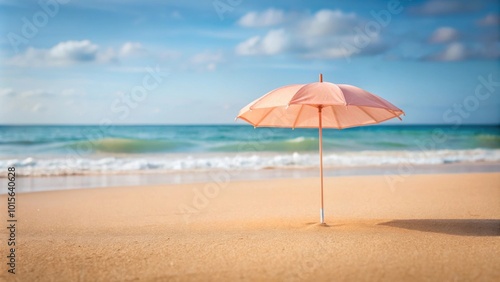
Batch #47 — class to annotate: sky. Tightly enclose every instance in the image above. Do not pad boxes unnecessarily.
[0,0,499,125]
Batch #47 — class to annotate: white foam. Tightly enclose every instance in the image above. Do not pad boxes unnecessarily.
[1,149,499,177]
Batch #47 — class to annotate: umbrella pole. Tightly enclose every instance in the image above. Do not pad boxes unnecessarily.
[318,106,325,224]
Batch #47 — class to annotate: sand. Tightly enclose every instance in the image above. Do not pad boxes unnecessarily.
[1,173,499,281]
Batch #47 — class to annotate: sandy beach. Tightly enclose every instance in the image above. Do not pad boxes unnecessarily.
[1,172,499,281]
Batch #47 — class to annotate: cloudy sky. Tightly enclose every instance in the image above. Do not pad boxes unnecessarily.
[0,0,499,125]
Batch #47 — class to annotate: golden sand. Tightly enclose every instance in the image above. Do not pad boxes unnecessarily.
[1,173,499,281]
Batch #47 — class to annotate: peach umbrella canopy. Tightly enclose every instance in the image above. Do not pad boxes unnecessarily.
[237,77,404,129]
[236,74,404,224]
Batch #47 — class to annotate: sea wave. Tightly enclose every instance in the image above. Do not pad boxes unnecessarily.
[65,138,193,154]
[212,137,326,152]
[1,149,499,177]
[1,125,499,157]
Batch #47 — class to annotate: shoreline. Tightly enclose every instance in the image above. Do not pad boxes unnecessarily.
[7,162,500,194]
[3,148,499,179]
[1,173,499,281]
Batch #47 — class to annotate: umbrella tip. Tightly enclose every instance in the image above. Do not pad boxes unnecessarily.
[319,73,323,83]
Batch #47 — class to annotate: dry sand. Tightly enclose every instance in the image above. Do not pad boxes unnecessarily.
[1,173,499,281]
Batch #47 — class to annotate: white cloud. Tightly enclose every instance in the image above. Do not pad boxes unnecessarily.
[423,38,499,62]
[51,40,99,61]
[429,27,459,44]
[238,8,285,27]
[188,51,224,71]
[8,40,147,67]
[235,8,496,62]
[303,34,387,59]
[0,88,85,98]
[0,89,54,98]
[296,10,385,59]
[298,9,358,37]
[60,88,86,96]
[236,29,288,56]
[107,66,152,73]
[0,88,15,97]
[477,14,500,26]
[119,42,146,57]
[31,103,46,113]
[236,36,260,55]
[426,42,467,61]
[157,49,182,61]
[235,9,386,59]
[9,40,104,67]
[18,89,55,97]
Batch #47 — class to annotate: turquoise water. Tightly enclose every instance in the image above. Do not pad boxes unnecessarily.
[0,124,499,177]
[0,125,498,155]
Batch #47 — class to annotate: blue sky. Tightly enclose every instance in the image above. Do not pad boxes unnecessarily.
[0,0,498,125]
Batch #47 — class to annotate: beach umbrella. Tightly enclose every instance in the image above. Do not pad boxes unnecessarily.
[236,74,404,224]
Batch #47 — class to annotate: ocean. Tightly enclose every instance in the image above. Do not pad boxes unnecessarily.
[1,124,499,180]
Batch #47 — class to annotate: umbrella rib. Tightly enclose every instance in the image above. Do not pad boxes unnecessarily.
[292,105,305,129]
[388,109,403,120]
[255,107,276,126]
[329,106,342,129]
[358,106,378,122]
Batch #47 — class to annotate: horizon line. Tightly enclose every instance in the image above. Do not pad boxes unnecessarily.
[0,123,499,127]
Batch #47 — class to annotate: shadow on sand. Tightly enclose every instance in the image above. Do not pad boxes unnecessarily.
[379,219,500,237]
[304,222,341,228]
